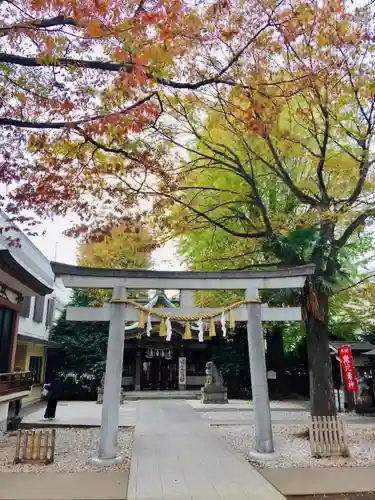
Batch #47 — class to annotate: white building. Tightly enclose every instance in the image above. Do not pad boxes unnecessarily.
[15,278,66,404]
[0,211,67,428]
[0,211,56,429]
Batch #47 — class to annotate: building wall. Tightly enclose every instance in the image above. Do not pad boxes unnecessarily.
[187,375,205,386]
[14,343,27,370]
[0,294,21,373]
[15,342,45,374]
[19,284,67,341]
[19,297,49,341]
[0,213,60,423]
[14,342,46,404]
[15,282,67,405]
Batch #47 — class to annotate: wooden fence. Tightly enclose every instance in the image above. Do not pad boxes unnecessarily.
[14,430,56,464]
[309,416,349,458]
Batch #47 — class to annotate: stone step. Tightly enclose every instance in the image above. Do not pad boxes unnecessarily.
[123,390,201,400]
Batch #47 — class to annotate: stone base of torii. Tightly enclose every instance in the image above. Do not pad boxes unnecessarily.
[51,263,314,465]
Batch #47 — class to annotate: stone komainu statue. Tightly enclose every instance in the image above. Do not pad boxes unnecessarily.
[205,361,224,388]
[202,361,228,404]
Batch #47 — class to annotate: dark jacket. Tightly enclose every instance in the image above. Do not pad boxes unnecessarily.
[49,377,63,399]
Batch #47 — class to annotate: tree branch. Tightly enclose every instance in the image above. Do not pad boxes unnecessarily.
[151,189,268,239]
[261,133,320,206]
[196,250,260,264]
[335,272,375,295]
[0,53,240,90]
[316,104,329,200]
[0,15,79,35]
[0,52,134,72]
[343,149,372,206]
[0,92,157,129]
[333,210,375,250]
[223,261,283,271]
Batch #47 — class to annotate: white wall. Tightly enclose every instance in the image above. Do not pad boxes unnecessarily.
[19,296,49,341]
[18,281,68,341]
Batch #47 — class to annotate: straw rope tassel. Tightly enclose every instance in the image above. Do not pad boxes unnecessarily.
[166,317,172,341]
[139,309,145,330]
[184,321,192,340]
[159,319,166,337]
[198,318,204,343]
[209,317,216,337]
[229,308,235,330]
[221,311,227,337]
[109,298,260,322]
[146,313,152,337]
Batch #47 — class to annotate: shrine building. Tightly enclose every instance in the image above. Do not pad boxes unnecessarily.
[122,291,214,392]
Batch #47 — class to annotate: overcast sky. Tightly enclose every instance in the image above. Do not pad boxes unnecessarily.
[30,215,184,271]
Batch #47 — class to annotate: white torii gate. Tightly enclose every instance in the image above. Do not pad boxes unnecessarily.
[52,262,314,465]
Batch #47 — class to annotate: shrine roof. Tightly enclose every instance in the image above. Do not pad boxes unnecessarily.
[125,291,177,331]
[330,341,375,352]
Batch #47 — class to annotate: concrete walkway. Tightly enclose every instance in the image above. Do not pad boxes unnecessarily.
[261,466,375,496]
[127,400,285,500]
[0,471,128,500]
[22,401,137,428]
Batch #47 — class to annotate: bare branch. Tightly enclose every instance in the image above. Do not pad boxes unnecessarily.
[335,272,375,295]
[0,92,157,129]
[316,104,329,200]
[0,15,79,35]
[333,210,375,250]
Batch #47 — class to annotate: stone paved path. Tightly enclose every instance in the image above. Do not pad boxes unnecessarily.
[22,401,137,427]
[127,400,285,500]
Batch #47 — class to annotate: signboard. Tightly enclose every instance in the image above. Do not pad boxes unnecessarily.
[267,370,277,380]
[178,357,186,386]
[335,389,345,413]
[338,345,358,393]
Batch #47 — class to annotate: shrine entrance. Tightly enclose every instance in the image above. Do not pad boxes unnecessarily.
[141,347,177,390]
[52,262,314,464]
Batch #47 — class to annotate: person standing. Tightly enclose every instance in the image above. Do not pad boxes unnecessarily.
[44,373,62,420]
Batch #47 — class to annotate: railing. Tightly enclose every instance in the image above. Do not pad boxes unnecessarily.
[0,372,32,397]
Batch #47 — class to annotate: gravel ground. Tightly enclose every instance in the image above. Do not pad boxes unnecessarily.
[0,428,133,473]
[217,424,375,468]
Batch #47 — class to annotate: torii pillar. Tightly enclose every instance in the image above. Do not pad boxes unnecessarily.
[91,286,127,465]
[246,290,273,453]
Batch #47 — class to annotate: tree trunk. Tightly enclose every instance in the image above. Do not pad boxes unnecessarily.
[303,281,336,417]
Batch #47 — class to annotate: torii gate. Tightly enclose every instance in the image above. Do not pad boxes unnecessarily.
[52,262,314,465]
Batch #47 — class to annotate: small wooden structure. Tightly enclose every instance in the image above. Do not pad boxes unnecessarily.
[0,371,32,397]
[309,416,349,458]
[14,430,56,464]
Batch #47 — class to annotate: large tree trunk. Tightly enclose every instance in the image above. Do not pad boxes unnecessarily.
[302,281,336,417]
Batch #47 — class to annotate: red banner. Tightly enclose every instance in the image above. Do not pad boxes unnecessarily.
[338,345,358,392]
